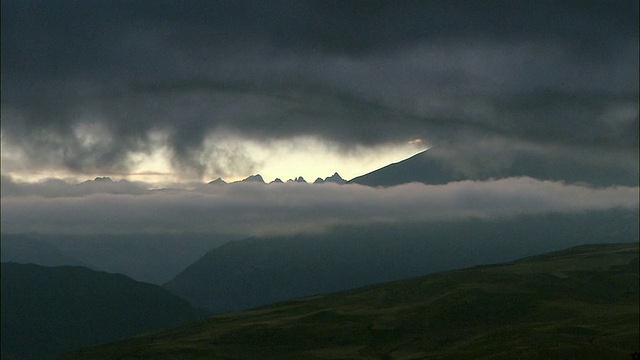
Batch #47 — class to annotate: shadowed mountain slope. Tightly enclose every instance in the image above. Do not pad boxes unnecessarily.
[164,209,638,314]
[1,233,231,284]
[349,148,639,187]
[65,242,639,359]
[1,235,86,267]
[1,263,209,360]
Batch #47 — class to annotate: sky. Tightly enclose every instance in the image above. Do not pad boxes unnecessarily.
[2,0,637,184]
[1,1,639,236]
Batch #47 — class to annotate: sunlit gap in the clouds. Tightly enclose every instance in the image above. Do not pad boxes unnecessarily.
[196,133,428,183]
[0,128,428,185]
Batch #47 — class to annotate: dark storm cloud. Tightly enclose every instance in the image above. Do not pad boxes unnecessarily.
[1,176,638,235]
[2,0,638,180]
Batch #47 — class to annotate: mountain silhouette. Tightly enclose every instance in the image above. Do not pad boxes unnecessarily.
[349,148,638,187]
[0,233,230,285]
[1,263,208,360]
[239,174,265,183]
[1,235,86,268]
[323,172,346,184]
[163,209,638,314]
[207,177,227,185]
[314,173,346,184]
[287,176,307,183]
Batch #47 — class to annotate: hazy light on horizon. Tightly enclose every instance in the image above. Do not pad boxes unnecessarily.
[1,130,428,185]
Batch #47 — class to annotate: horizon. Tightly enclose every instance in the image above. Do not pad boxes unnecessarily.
[1,147,430,186]
[2,148,432,186]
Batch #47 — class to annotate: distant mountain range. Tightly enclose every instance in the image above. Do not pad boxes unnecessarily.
[208,172,347,185]
[1,235,87,268]
[16,145,635,189]
[1,263,208,360]
[204,146,637,188]
[163,209,639,314]
[65,242,640,359]
[314,172,347,184]
[1,233,232,284]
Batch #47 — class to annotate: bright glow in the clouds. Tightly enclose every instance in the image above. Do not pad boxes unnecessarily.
[73,121,113,150]
[0,129,427,184]
[200,133,427,182]
[124,130,175,184]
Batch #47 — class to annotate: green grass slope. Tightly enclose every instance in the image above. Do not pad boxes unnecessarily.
[64,242,639,360]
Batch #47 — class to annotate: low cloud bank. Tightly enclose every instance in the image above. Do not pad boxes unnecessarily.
[2,177,637,236]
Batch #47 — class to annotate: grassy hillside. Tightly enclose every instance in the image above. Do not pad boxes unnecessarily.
[1,263,209,360]
[66,242,639,359]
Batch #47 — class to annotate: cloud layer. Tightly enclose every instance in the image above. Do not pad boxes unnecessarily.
[2,1,637,182]
[2,176,637,236]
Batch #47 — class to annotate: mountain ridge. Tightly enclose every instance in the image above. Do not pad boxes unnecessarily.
[1,263,209,360]
[207,172,348,186]
[163,209,639,314]
[349,147,639,187]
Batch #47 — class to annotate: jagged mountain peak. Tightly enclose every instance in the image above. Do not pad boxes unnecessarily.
[81,176,114,184]
[210,173,347,186]
[93,176,113,182]
[240,174,265,183]
[208,177,227,185]
[324,172,346,184]
[287,176,307,183]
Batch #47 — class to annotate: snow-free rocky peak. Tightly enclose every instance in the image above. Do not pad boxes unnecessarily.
[208,177,227,186]
[323,172,346,184]
[287,177,307,183]
[240,174,265,183]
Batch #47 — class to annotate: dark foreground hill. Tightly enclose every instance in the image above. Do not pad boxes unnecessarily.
[1,263,209,360]
[164,209,638,314]
[65,242,639,359]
